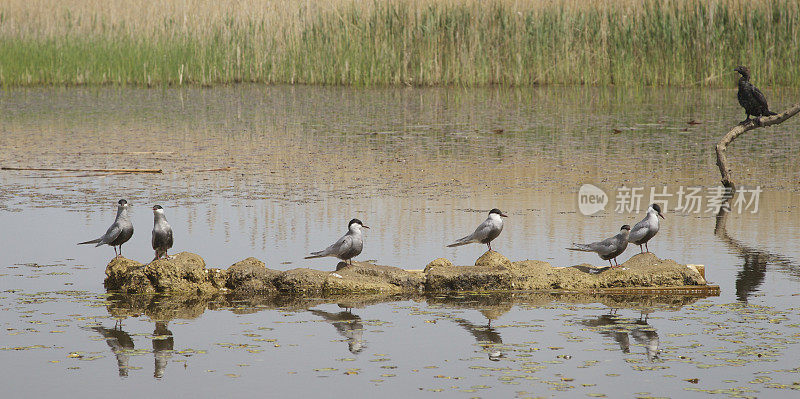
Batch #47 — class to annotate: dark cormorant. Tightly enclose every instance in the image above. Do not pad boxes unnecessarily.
[734,65,777,124]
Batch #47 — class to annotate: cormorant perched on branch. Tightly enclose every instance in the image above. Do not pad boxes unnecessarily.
[734,65,776,124]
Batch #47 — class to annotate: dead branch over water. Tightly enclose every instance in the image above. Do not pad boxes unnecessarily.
[715,103,800,190]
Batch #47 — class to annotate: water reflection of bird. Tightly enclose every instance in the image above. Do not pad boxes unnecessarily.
[89,321,135,377]
[152,321,174,379]
[447,209,508,251]
[309,309,365,354]
[734,65,777,125]
[151,205,174,261]
[581,312,660,362]
[580,313,630,353]
[567,225,630,267]
[628,204,664,254]
[78,199,134,258]
[454,318,504,361]
[713,197,797,302]
[305,219,369,266]
[631,318,660,362]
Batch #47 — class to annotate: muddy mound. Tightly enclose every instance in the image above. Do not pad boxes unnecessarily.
[104,251,709,295]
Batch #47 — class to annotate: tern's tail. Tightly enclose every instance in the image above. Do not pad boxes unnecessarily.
[78,238,102,246]
[446,236,472,248]
[304,251,326,259]
[566,243,593,252]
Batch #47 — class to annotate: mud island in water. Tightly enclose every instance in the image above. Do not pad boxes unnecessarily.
[104,251,715,296]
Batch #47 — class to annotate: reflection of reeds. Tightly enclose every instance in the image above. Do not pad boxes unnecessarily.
[2,0,799,87]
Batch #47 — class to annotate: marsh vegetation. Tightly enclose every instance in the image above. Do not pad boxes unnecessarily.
[2,0,799,87]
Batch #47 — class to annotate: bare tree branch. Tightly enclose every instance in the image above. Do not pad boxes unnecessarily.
[716,103,800,190]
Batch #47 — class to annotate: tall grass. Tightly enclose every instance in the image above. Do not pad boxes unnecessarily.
[1,0,799,87]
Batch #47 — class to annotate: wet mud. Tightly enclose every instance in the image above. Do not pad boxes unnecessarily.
[104,251,708,295]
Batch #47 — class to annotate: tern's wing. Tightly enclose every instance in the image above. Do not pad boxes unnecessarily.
[472,218,496,241]
[628,217,649,243]
[590,236,620,257]
[308,234,352,257]
[99,222,123,247]
[567,238,609,254]
[328,235,354,258]
[165,226,174,248]
[448,218,491,246]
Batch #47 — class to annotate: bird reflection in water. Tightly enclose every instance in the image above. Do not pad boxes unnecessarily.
[87,319,176,378]
[88,320,135,377]
[309,307,365,354]
[152,321,174,379]
[454,317,504,361]
[581,311,660,362]
[714,193,797,302]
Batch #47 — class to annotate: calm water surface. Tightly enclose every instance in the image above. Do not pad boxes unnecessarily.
[1,86,799,397]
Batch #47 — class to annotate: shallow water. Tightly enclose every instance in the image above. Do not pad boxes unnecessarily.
[1,85,799,397]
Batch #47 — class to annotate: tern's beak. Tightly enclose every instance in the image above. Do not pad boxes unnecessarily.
[500,213,509,218]
[658,212,665,219]
[361,225,370,229]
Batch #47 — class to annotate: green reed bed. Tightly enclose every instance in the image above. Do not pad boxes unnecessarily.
[1,0,799,87]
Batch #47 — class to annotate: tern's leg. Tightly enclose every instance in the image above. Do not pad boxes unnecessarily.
[608,259,613,268]
[614,258,619,267]
[119,245,123,257]
[645,242,649,253]
[639,244,644,254]
[487,242,492,252]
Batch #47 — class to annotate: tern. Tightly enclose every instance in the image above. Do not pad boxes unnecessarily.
[151,205,174,261]
[305,219,369,266]
[567,225,631,267]
[629,204,664,253]
[78,199,134,258]
[447,208,508,251]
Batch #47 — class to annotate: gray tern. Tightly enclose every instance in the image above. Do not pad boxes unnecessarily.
[78,199,134,258]
[628,203,665,253]
[151,205,174,261]
[305,218,369,266]
[567,224,631,267]
[447,208,508,251]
